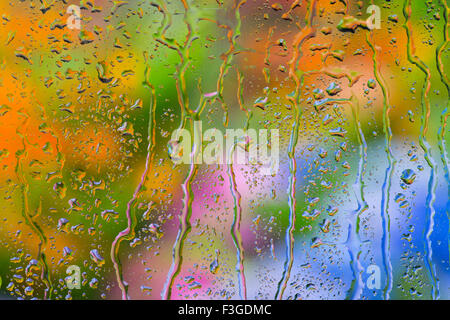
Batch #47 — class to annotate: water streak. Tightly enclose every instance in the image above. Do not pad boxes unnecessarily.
[228,148,247,300]
[157,0,200,299]
[15,116,53,299]
[436,0,450,264]
[110,59,157,299]
[225,70,253,300]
